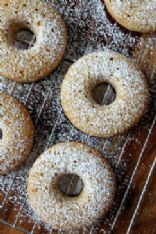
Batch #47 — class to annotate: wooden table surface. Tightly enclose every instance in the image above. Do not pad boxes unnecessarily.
[0,0,156,233]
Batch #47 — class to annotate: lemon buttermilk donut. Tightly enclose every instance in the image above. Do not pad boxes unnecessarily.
[0,93,34,175]
[27,142,115,231]
[61,51,149,138]
[0,0,67,83]
[104,0,156,33]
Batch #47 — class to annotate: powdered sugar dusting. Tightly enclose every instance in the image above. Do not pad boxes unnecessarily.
[0,93,33,174]
[0,0,67,83]
[27,142,115,231]
[104,0,156,33]
[61,50,149,138]
[0,0,149,233]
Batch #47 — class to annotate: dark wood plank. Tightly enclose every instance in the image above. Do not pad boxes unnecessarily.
[110,107,156,233]
[0,221,26,234]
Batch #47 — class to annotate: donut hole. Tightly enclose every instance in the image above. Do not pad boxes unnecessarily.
[59,174,84,197]
[0,129,2,139]
[92,82,116,105]
[14,28,36,50]
[8,22,36,50]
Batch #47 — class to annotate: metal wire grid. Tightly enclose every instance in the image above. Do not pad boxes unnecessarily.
[0,0,156,233]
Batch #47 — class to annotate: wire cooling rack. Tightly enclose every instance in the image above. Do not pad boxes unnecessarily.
[0,0,156,234]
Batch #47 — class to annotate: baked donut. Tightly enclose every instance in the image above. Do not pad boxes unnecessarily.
[27,142,115,231]
[0,92,34,175]
[61,51,149,138]
[0,0,67,83]
[104,0,156,33]
[134,33,156,80]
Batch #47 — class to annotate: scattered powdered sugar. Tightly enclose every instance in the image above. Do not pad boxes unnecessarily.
[0,0,153,233]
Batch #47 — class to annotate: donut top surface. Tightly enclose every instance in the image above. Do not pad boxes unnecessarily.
[27,142,115,230]
[0,93,34,174]
[104,0,156,33]
[61,50,149,138]
[0,0,67,83]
